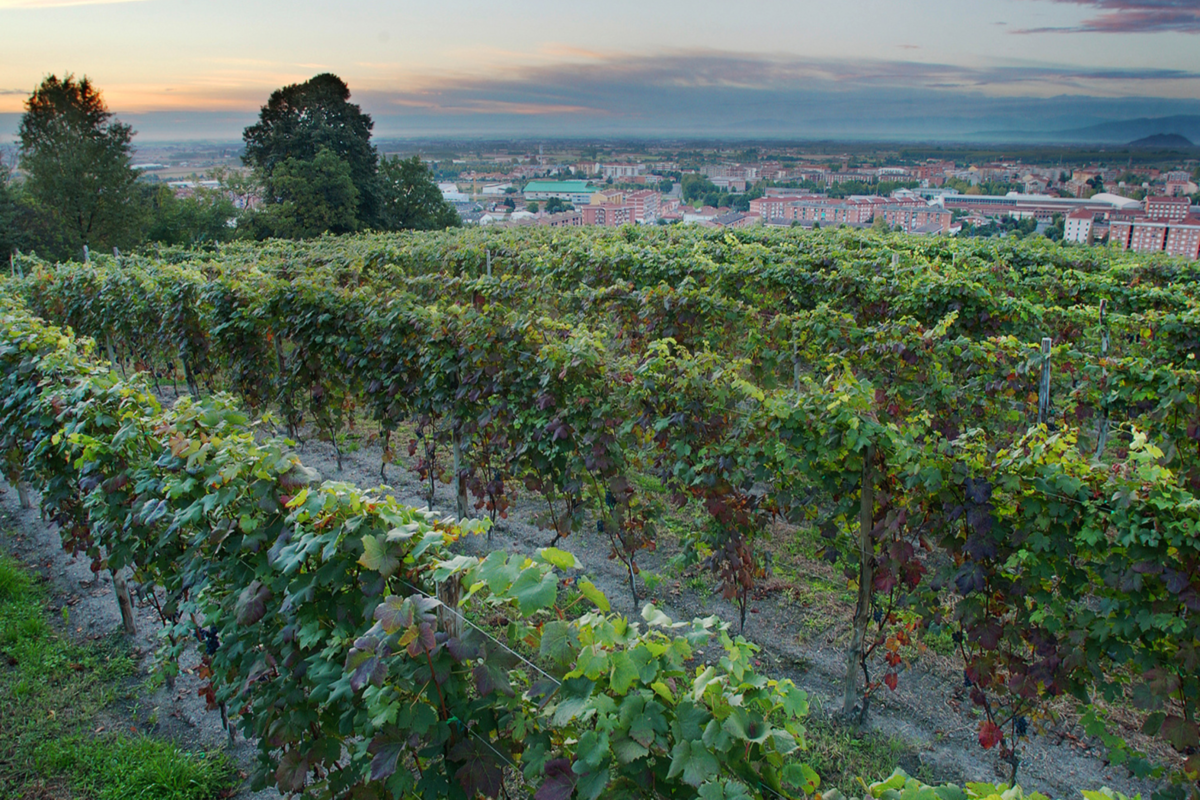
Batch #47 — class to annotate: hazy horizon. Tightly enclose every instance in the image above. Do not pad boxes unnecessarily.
[3,0,1200,143]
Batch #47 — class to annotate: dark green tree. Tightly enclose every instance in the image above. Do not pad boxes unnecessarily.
[544,197,572,214]
[18,74,146,260]
[249,149,360,239]
[243,74,379,225]
[0,160,19,259]
[376,156,460,231]
[145,184,238,247]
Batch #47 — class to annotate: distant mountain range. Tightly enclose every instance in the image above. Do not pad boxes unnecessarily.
[1052,116,1200,145]
[975,115,1200,145]
[1128,133,1194,148]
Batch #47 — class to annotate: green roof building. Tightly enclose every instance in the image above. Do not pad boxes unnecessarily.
[523,180,598,204]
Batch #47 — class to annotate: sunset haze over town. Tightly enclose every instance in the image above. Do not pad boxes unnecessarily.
[3,0,1200,139]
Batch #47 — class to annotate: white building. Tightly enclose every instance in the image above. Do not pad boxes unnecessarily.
[1064,209,1095,244]
[439,183,471,203]
[599,163,645,179]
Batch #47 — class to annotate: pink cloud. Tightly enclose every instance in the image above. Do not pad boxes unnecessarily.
[1017,1,1200,34]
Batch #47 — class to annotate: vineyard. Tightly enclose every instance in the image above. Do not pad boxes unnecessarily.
[2,225,1199,800]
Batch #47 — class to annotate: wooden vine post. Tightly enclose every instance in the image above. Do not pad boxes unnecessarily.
[1095,300,1110,459]
[101,545,137,636]
[16,482,32,509]
[113,570,137,635]
[486,248,492,278]
[452,426,468,521]
[437,573,464,640]
[792,327,801,393]
[844,443,875,722]
[1038,337,1052,426]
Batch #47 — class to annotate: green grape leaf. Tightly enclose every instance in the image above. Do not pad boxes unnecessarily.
[510,566,557,615]
[667,739,720,788]
[577,580,611,612]
[359,533,399,576]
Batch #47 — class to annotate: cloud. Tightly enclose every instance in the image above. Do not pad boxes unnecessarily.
[341,50,1200,140]
[5,49,1200,141]
[1017,1,1200,34]
[381,51,1200,109]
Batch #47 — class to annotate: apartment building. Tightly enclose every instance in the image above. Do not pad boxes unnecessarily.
[1165,217,1200,259]
[581,204,636,226]
[1130,220,1170,253]
[1064,209,1096,244]
[880,204,952,234]
[1110,197,1200,259]
[1146,195,1192,221]
[626,190,660,222]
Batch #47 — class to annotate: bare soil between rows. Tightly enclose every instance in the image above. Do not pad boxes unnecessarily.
[0,407,1172,800]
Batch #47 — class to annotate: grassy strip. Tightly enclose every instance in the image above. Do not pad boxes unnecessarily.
[0,551,235,800]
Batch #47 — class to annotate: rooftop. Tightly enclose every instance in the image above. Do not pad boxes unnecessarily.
[524,180,596,193]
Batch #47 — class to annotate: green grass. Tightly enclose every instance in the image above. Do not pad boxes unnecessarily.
[0,553,235,800]
[803,715,926,795]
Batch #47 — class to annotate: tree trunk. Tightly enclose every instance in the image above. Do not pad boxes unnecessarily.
[843,444,875,721]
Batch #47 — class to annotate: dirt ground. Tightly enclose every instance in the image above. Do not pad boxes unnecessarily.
[0,412,1173,800]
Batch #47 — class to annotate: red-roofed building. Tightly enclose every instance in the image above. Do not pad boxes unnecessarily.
[1064,209,1096,244]
[749,195,810,221]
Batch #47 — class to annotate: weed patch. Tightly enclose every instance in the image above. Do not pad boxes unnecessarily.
[0,553,234,800]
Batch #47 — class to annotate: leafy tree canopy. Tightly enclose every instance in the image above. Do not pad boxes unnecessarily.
[18,74,146,259]
[253,149,361,239]
[243,74,378,223]
[376,156,460,231]
[144,184,237,248]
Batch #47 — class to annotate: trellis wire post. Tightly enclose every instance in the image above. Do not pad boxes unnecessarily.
[792,330,801,393]
[843,443,875,722]
[1038,337,1052,426]
[486,248,492,278]
[452,427,468,521]
[1095,299,1110,459]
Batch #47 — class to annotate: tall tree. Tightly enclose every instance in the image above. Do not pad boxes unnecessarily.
[376,156,461,231]
[243,74,379,225]
[18,74,146,260]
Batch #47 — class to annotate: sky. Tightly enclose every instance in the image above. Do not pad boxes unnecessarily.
[2,0,1200,141]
